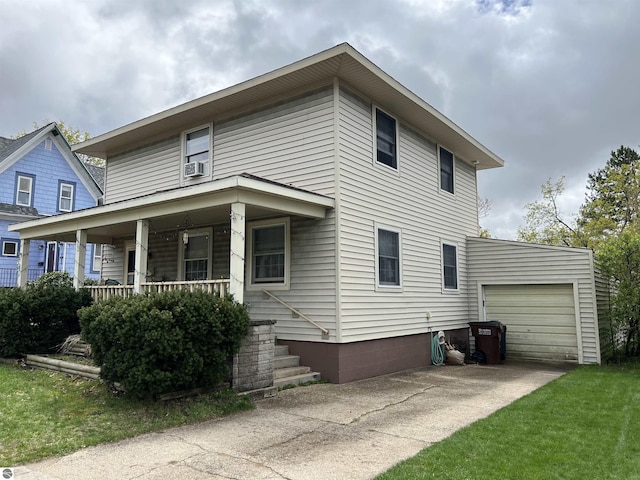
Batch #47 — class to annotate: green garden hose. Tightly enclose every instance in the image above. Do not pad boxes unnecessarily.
[431,331,445,366]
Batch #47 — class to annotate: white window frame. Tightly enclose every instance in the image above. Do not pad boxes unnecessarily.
[59,182,74,212]
[373,106,400,173]
[441,241,459,292]
[375,224,402,290]
[181,124,211,181]
[91,244,102,273]
[124,241,136,285]
[177,228,213,281]
[247,217,290,291]
[2,239,18,257]
[438,145,455,195]
[16,174,33,207]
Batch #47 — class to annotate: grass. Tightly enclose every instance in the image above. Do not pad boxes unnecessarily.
[0,363,254,466]
[377,364,640,480]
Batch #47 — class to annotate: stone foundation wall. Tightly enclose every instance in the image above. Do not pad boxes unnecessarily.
[232,320,276,392]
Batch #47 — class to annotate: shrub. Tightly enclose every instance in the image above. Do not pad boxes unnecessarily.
[0,272,93,357]
[79,290,250,398]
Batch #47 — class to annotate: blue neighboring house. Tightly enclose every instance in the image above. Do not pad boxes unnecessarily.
[0,123,103,286]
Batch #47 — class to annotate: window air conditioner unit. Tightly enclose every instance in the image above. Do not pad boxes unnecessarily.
[184,161,205,177]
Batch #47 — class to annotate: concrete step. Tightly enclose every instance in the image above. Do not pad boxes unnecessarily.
[275,345,289,356]
[274,354,300,369]
[274,371,321,388]
[274,365,311,379]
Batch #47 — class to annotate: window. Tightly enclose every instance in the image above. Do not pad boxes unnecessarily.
[2,239,18,257]
[375,108,397,169]
[439,146,454,194]
[58,182,75,212]
[124,244,136,285]
[442,243,458,290]
[185,126,210,164]
[91,244,102,273]
[248,218,290,289]
[182,231,211,281]
[15,173,34,207]
[376,226,401,287]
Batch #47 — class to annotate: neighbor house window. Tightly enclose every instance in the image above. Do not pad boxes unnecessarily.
[377,226,401,287]
[91,244,102,273]
[2,239,18,257]
[181,230,211,281]
[442,243,458,290]
[439,146,454,194]
[15,173,34,207]
[248,218,290,288]
[58,181,75,212]
[375,108,398,169]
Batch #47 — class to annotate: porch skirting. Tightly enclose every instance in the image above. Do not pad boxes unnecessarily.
[279,328,469,384]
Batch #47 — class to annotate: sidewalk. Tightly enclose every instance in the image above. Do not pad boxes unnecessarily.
[17,361,572,480]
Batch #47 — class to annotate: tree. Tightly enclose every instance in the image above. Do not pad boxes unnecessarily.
[478,196,492,238]
[578,146,640,249]
[517,177,585,247]
[14,120,104,167]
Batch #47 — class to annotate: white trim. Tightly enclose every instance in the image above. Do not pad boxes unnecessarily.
[375,223,403,290]
[124,240,135,285]
[438,145,456,196]
[59,182,74,212]
[180,123,212,185]
[441,240,459,292]
[246,217,290,291]
[372,105,400,173]
[177,227,213,281]
[2,239,18,256]
[16,175,33,206]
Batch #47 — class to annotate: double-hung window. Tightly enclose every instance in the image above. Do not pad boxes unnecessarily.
[248,218,290,289]
[181,229,212,281]
[377,226,401,287]
[16,174,34,207]
[58,182,75,212]
[439,146,454,194]
[442,243,458,290]
[91,244,102,273]
[183,126,210,179]
[375,108,398,169]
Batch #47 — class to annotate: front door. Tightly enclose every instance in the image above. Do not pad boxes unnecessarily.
[45,242,58,272]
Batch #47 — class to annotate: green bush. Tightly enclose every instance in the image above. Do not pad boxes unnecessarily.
[0,272,93,357]
[79,290,250,398]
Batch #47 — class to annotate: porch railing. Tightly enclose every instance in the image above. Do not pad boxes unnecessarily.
[0,268,42,287]
[85,279,230,303]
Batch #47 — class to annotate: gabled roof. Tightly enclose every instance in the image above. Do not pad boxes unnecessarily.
[83,162,105,191]
[0,202,39,218]
[0,123,103,199]
[74,43,505,170]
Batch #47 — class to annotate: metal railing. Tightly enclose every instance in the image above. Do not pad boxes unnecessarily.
[0,268,41,287]
[262,289,330,338]
[84,279,230,303]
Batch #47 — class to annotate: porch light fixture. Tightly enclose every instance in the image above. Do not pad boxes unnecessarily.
[182,231,189,245]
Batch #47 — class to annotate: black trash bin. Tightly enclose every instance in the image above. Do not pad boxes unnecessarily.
[468,321,506,364]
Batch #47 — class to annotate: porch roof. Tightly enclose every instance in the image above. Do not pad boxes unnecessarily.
[9,174,334,243]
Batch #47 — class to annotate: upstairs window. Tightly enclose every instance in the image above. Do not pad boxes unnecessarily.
[442,243,458,290]
[377,226,401,287]
[15,174,34,207]
[185,127,210,163]
[375,108,397,169]
[58,182,75,212]
[439,146,454,194]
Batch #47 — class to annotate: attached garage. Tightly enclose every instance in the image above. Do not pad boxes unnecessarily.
[467,237,601,365]
[483,284,579,362]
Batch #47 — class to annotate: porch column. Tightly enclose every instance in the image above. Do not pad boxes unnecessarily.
[133,219,149,295]
[17,239,30,289]
[230,202,246,303]
[73,229,87,290]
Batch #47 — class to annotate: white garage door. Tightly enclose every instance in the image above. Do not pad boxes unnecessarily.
[484,284,578,362]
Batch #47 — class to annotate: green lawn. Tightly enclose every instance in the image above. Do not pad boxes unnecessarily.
[378,364,640,480]
[0,363,253,466]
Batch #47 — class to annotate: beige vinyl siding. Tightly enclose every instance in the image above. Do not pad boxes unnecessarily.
[467,237,600,364]
[100,242,125,283]
[337,86,479,342]
[594,269,614,359]
[105,136,180,204]
[244,214,337,342]
[214,88,336,196]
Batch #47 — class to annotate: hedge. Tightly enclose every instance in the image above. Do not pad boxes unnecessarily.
[79,290,250,398]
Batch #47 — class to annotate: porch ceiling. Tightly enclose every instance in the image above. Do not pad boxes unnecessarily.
[9,175,334,243]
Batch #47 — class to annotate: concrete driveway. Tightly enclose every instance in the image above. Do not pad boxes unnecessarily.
[17,361,572,480]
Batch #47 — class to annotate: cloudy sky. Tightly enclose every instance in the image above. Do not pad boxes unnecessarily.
[1,0,638,239]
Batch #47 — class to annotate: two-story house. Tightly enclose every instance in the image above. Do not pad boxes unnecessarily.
[0,123,103,286]
[10,45,602,382]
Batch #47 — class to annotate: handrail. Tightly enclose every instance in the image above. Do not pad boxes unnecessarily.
[262,289,330,338]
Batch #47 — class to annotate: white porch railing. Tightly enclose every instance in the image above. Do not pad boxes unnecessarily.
[85,279,230,303]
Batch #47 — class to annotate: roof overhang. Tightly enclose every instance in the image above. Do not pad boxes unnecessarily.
[9,175,334,243]
[73,43,504,170]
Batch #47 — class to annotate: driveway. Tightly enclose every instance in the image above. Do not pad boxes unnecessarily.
[17,361,572,480]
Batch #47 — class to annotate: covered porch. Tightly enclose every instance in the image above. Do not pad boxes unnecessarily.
[9,174,334,306]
